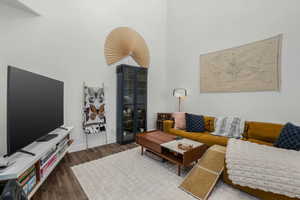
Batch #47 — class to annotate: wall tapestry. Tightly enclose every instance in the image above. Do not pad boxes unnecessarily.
[200,35,282,93]
[104,27,150,68]
[83,84,107,136]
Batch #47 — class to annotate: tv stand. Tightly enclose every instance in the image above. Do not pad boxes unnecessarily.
[0,127,73,199]
[36,134,58,142]
[18,150,36,156]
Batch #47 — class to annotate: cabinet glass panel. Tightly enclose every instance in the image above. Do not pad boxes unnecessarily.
[124,68,135,80]
[123,69,134,104]
[136,88,147,104]
[122,105,135,142]
[136,70,147,104]
[136,104,146,133]
[137,70,147,82]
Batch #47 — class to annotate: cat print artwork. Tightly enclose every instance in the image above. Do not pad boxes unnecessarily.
[83,86,106,134]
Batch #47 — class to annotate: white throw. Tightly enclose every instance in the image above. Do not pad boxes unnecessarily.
[226,139,300,198]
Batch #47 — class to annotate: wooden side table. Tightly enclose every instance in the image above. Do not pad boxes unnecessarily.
[156,113,173,130]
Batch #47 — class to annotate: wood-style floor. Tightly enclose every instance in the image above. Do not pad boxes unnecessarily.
[32,143,138,200]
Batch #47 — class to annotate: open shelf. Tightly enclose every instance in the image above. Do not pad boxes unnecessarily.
[27,145,72,199]
[0,127,73,199]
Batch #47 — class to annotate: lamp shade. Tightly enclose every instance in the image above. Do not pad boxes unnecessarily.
[104,27,150,68]
[173,88,187,98]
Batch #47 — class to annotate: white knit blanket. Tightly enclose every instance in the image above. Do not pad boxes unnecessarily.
[226,139,300,198]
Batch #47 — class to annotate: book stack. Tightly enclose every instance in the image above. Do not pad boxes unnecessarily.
[40,154,57,178]
[18,166,37,195]
[56,137,69,158]
[39,137,70,179]
[40,147,56,167]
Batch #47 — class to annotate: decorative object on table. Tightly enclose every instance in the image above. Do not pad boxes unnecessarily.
[185,113,205,132]
[116,64,148,144]
[173,88,187,112]
[83,83,107,148]
[180,145,226,200]
[104,27,150,68]
[274,122,300,150]
[177,143,193,151]
[200,34,282,93]
[172,112,186,130]
[212,117,245,138]
[156,113,172,131]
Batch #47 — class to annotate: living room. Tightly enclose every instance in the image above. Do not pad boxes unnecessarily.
[0,0,299,199]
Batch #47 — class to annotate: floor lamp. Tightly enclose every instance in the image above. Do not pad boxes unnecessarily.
[173,88,187,112]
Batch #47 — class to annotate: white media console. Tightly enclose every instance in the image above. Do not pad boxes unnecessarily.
[0,127,73,199]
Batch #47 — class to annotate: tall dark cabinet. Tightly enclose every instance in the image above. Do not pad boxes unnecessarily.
[116,64,148,144]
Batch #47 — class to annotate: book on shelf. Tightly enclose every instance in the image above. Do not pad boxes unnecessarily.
[57,137,69,150]
[22,175,37,195]
[40,155,57,178]
[40,147,56,166]
[18,165,35,183]
[17,166,37,196]
[20,169,36,186]
[57,144,68,158]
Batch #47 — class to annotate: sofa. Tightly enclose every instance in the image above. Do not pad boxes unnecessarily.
[163,116,299,200]
[163,116,283,146]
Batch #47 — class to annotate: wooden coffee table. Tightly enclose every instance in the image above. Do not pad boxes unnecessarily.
[136,130,209,176]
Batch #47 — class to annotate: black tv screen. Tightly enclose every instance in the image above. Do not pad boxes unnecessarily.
[7,66,64,156]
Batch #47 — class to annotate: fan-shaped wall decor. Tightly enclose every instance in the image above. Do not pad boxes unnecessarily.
[104,27,150,68]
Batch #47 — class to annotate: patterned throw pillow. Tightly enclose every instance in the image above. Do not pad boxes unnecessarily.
[274,123,300,151]
[185,113,205,132]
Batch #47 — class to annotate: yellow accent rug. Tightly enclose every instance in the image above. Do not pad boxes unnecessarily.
[180,145,226,200]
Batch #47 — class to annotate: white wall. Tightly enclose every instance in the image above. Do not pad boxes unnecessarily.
[2,0,300,156]
[0,0,167,155]
[166,0,300,124]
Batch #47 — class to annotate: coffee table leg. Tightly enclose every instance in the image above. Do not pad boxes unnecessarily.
[141,146,144,155]
[177,165,181,176]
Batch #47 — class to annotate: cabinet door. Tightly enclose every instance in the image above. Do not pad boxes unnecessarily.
[135,69,147,133]
[136,70,147,104]
[136,104,147,133]
[122,67,136,143]
[122,104,135,143]
[123,68,135,105]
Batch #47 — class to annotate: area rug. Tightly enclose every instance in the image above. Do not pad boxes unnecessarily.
[71,148,258,200]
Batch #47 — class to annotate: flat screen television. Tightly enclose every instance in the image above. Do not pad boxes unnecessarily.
[7,66,64,156]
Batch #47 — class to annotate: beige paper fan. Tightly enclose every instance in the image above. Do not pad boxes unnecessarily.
[104,27,150,68]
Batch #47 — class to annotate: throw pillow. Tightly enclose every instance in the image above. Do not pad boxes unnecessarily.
[212,117,245,139]
[172,112,186,129]
[186,113,205,132]
[274,123,300,151]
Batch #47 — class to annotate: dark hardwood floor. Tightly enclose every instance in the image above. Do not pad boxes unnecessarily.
[32,143,138,200]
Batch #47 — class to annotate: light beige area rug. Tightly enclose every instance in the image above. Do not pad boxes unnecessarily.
[71,148,257,200]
